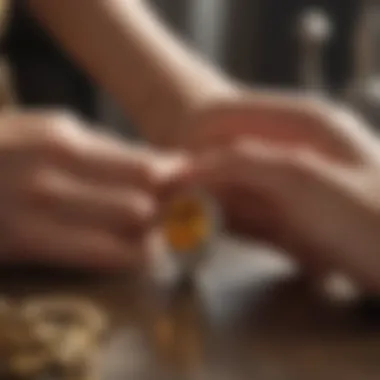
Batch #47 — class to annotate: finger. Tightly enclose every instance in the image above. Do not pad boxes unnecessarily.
[201,162,329,273]
[193,142,380,291]
[150,153,192,190]
[56,133,159,189]
[193,142,290,194]
[196,140,351,200]
[155,155,196,202]
[54,131,192,195]
[20,112,158,189]
[220,142,380,279]
[190,94,377,164]
[191,98,321,150]
[193,142,344,255]
[1,111,191,192]
[216,185,285,240]
[9,214,147,271]
[24,168,157,236]
[0,111,158,189]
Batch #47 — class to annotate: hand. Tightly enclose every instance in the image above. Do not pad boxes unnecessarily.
[190,114,380,292]
[183,89,379,164]
[0,110,182,271]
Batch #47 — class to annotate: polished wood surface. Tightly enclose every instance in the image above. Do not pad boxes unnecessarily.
[1,236,380,380]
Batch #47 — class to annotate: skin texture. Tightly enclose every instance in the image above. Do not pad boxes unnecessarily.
[0,110,185,270]
[0,0,376,278]
[26,0,373,158]
[188,106,380,292]
[27,0,235,147]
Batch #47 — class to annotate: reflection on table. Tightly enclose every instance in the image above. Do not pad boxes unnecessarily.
[0,235,379,380]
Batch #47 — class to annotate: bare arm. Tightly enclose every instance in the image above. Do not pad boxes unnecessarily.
[27,0,236,146]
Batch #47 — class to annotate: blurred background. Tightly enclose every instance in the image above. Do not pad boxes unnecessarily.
[3,0,371,136]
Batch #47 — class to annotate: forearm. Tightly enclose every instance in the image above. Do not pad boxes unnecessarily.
[28,0,236,146]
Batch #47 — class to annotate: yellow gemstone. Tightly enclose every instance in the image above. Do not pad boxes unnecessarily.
[162,192,213,255]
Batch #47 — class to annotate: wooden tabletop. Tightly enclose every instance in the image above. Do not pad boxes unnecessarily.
[1,235,380,380]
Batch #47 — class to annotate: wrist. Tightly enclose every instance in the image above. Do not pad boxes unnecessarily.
[140,77,241,148]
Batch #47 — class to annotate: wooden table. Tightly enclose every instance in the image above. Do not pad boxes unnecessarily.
[1,235,380,380]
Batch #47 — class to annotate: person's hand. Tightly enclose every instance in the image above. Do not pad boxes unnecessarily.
[189,115,380,292]
[0,110,182,271]
[181,89,379,165]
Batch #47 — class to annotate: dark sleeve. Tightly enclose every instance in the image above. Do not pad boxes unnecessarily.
[3,0,98,119]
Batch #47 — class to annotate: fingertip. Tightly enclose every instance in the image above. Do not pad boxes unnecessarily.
[136,194,158,223]
[151,154,190,182]
[155,154,208,201]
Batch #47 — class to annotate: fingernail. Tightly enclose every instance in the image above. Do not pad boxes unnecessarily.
[152,154,191,183]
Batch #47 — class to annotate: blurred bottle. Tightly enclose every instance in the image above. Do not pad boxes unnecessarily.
[297,7,333,95]
[297,8,365,304]
[344,0,380,128]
